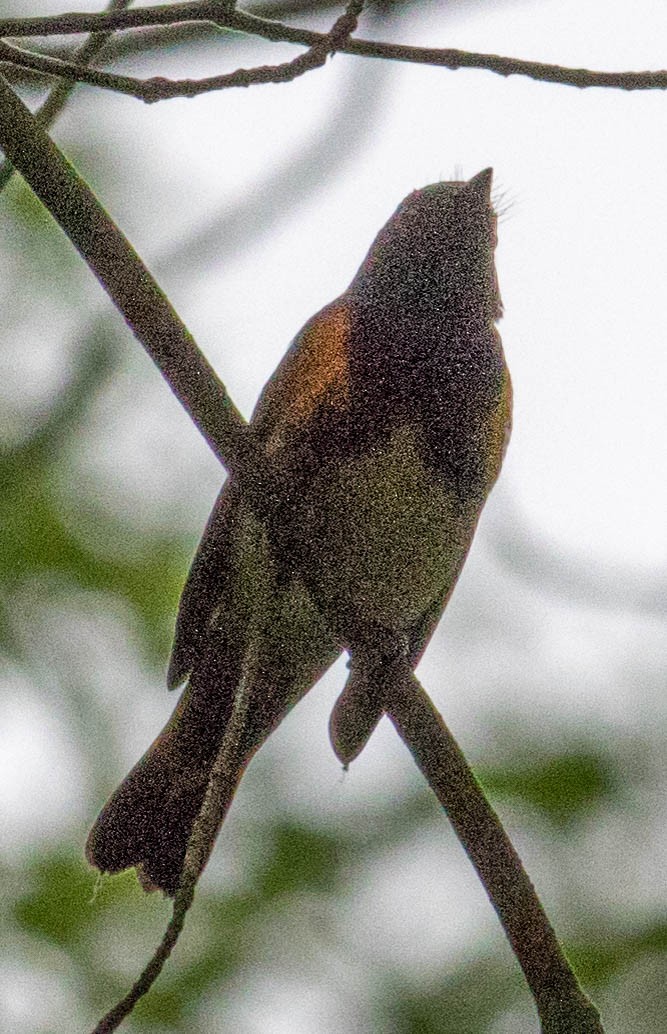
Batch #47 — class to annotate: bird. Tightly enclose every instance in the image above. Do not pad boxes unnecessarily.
[86,167,512,897]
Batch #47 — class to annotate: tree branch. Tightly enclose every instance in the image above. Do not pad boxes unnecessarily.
[0,0,367,102]
[1,1,666,98]
[0,0,222,38]
[0,0,134,191]
[91,624,261,1033]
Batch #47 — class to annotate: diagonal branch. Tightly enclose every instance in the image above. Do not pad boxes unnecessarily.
[91,620,262,1033]
[1,1,666,98]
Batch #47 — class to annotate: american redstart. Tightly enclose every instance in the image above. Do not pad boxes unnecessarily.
[86,168,512,896]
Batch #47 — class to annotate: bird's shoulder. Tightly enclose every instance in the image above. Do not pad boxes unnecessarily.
[252,296,353,456]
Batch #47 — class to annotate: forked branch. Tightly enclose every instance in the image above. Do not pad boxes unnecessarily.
[0,1,666,99]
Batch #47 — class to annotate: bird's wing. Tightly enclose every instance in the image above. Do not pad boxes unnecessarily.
[251,297,352,453]
[167,296,352,688]
[167,482,236,689]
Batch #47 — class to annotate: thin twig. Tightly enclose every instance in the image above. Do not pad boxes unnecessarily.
[0,0,134,191]
[93,508,275,1030]
[1,1,666,98]
[91,899,188,1033]
[92,624,261,1033]
[0,0,215,37]
[0,0,366,102]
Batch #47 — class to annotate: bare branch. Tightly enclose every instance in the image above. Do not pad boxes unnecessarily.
[91,630,260,1033]
[0,0,364,101]
[0,0,134,191]
[1,1,666,98]
[0,0,215,38]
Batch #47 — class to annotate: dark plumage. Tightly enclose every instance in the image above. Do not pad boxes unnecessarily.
[86,169,512,896]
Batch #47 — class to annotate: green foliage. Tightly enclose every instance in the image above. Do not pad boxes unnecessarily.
[570,921,667,987]
[2,55,663,1029]
[251,820,347,897]
[0,334,190,663]
[480,745,620,826]
[379,956,524,1034]
[1,177,85,296]
[13,851,97,948]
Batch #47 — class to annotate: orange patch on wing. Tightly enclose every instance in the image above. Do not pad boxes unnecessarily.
[258,302,351,454]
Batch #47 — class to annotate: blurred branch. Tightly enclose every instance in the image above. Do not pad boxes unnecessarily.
[0,73,247,471]
[0,0,134,191]
[1,1,667,100]
[488,500,667,618]
[4,334,119,465]
[161,64,388,274]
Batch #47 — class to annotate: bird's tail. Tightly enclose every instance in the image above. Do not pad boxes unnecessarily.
[85,658,241,897]
[86,617,337,896]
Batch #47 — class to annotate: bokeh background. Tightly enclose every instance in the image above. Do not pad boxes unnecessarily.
[1,0,666,1031]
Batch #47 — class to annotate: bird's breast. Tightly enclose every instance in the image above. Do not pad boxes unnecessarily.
[298,424,479,632]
